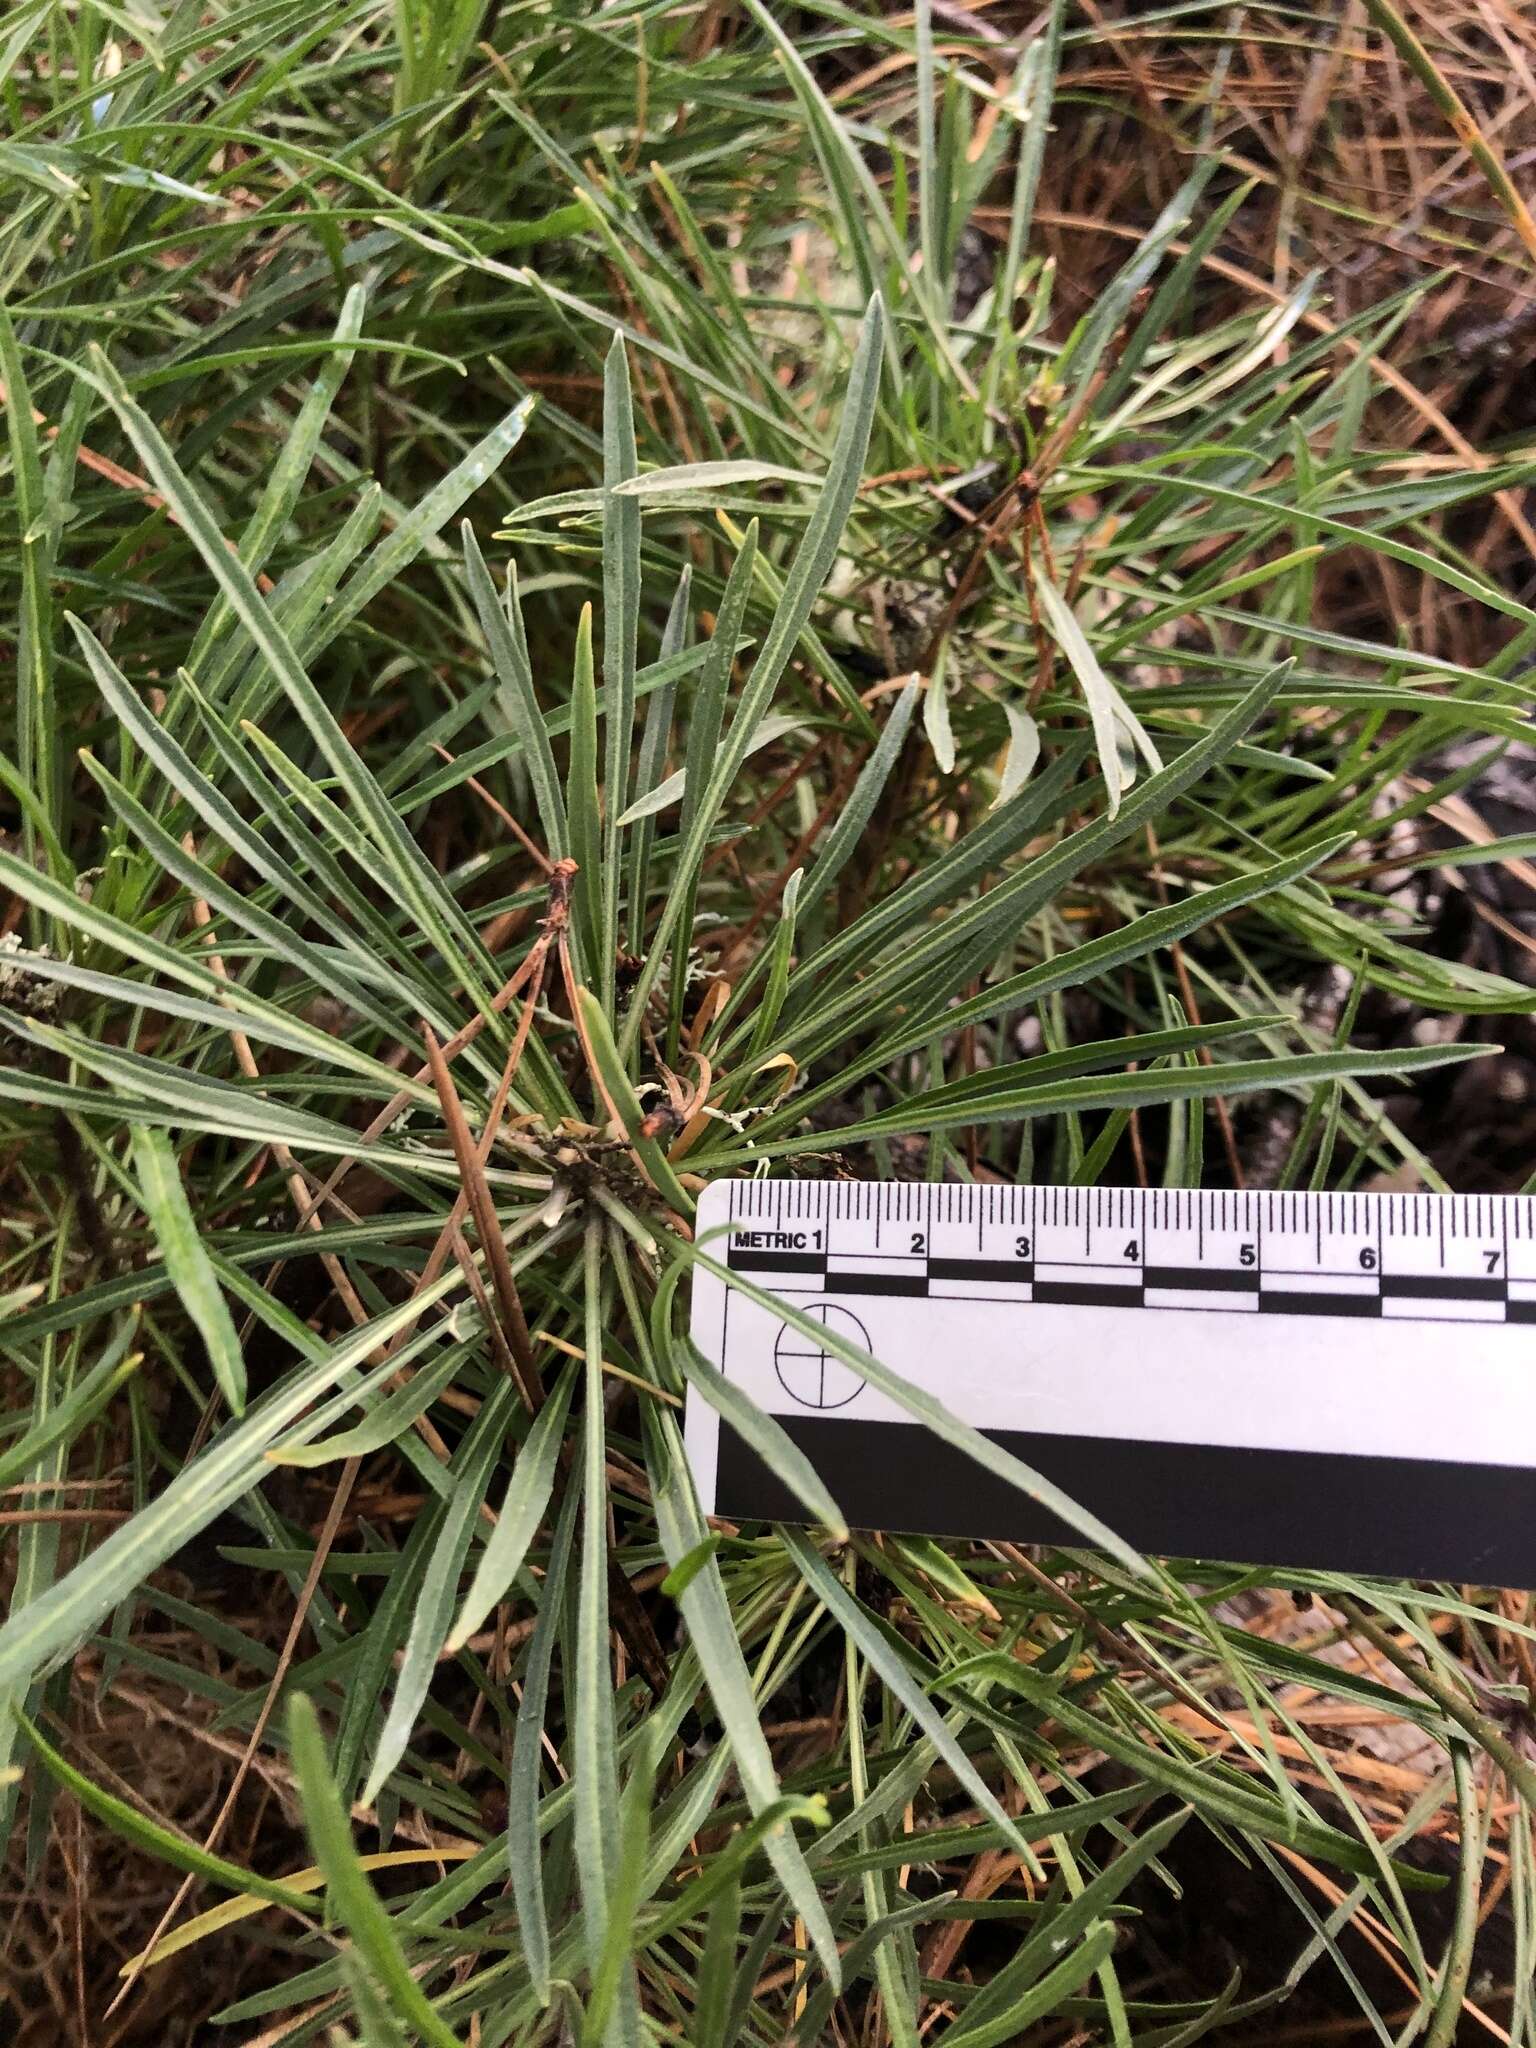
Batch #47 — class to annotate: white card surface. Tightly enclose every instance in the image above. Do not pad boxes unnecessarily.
[686,1180,1536,1582]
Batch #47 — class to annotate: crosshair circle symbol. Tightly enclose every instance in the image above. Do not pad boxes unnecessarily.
[773,1303,869,1410]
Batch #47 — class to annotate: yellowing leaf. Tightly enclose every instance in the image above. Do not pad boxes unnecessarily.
[120,1846,479,1974]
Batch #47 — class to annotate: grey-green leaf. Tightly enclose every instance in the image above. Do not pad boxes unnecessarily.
[130,1127,246,1416]
[447,1359,576,1651]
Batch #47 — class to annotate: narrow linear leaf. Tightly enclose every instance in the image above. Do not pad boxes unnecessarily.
[122,1847,479,1977]
[840,832,1352,1075]
[944,1921,1117,2048]
[612,459,818,497]
[289,1696,463,2048]
[679,1244,1146,1576]
[1035,572,1127,812]
[798,1040,1496,1149]
[0,1336,140,1489]
[675,1341,847,1540]
[508,1474,579,2005]
[361,1379,519,1806]
[20,1710,315,1915]
[267,1345,472,1471]
[574,1223,620,1969]
[130,1126,246,1415]
[0,1274,463,1696]
[463,527,567,859]
[567,603,603,976]
[447,1359,576,1652]
[994,702,1041,808]
[601,334,641,1016]
[575,988,695,1215]
[783,1530,1053,1869]
[624,292,885,1057]
[647,1405,843,1989]
[799,681,918,918]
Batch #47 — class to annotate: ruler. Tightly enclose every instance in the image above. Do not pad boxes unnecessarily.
[685,1181,1536,1584]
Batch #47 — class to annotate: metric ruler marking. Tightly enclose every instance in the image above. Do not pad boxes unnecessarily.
[717,1181,1536,1324]
[686,1180,1536,1584]
[725,1235,1532,1322]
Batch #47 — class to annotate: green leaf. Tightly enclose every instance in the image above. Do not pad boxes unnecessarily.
[447,1359,576,1652]
[678,1243,1146,1577]
[783,1531,1052,1870]
[0,302,57,884]
[361,1378,520,1806]
[945,1808,1190,2043]
[0,1332,140,1489]
[623,292,886,1058]
[673,1340,847,1540]
[944,1921,1117,2048]
[799,681,918,919]
[20,1708,316,1916]
[74,348,507,1012]
[289,1695,463,2048]
[130,1127,246,1415]
[507,1476,579,2006]
[658,1535,725,1601]
[627,565,690,951]
[463,528,567,860]
[317,395,539,654]
[574,987,696,1216]
[661,522,759,1055]
[187,283,367,673]
[583,1722,656,2044]
[747,1040,1493,1157]
[568,603,603,976]
[975,1653,1438,1886]
[268,1344,472,1470]
[647,1405,842,1990]
[611,459,818,497]
[0,1276,462,1697]
[600,334,642,1016]
[574,1224,621,1970]
[772,662,1297,1077]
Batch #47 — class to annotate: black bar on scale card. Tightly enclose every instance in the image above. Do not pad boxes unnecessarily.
[726,1249,826,1276]
[826,1270,929,1297]
[716,1418,1536,1586]
[686,1179,1536,1587]
[1143,1264,1260,1293]
[1380,1274,1506,1303]
[1257,1292,1381,1317]
[1032,1280,1145,1309]
[928,1256,1034,1284]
